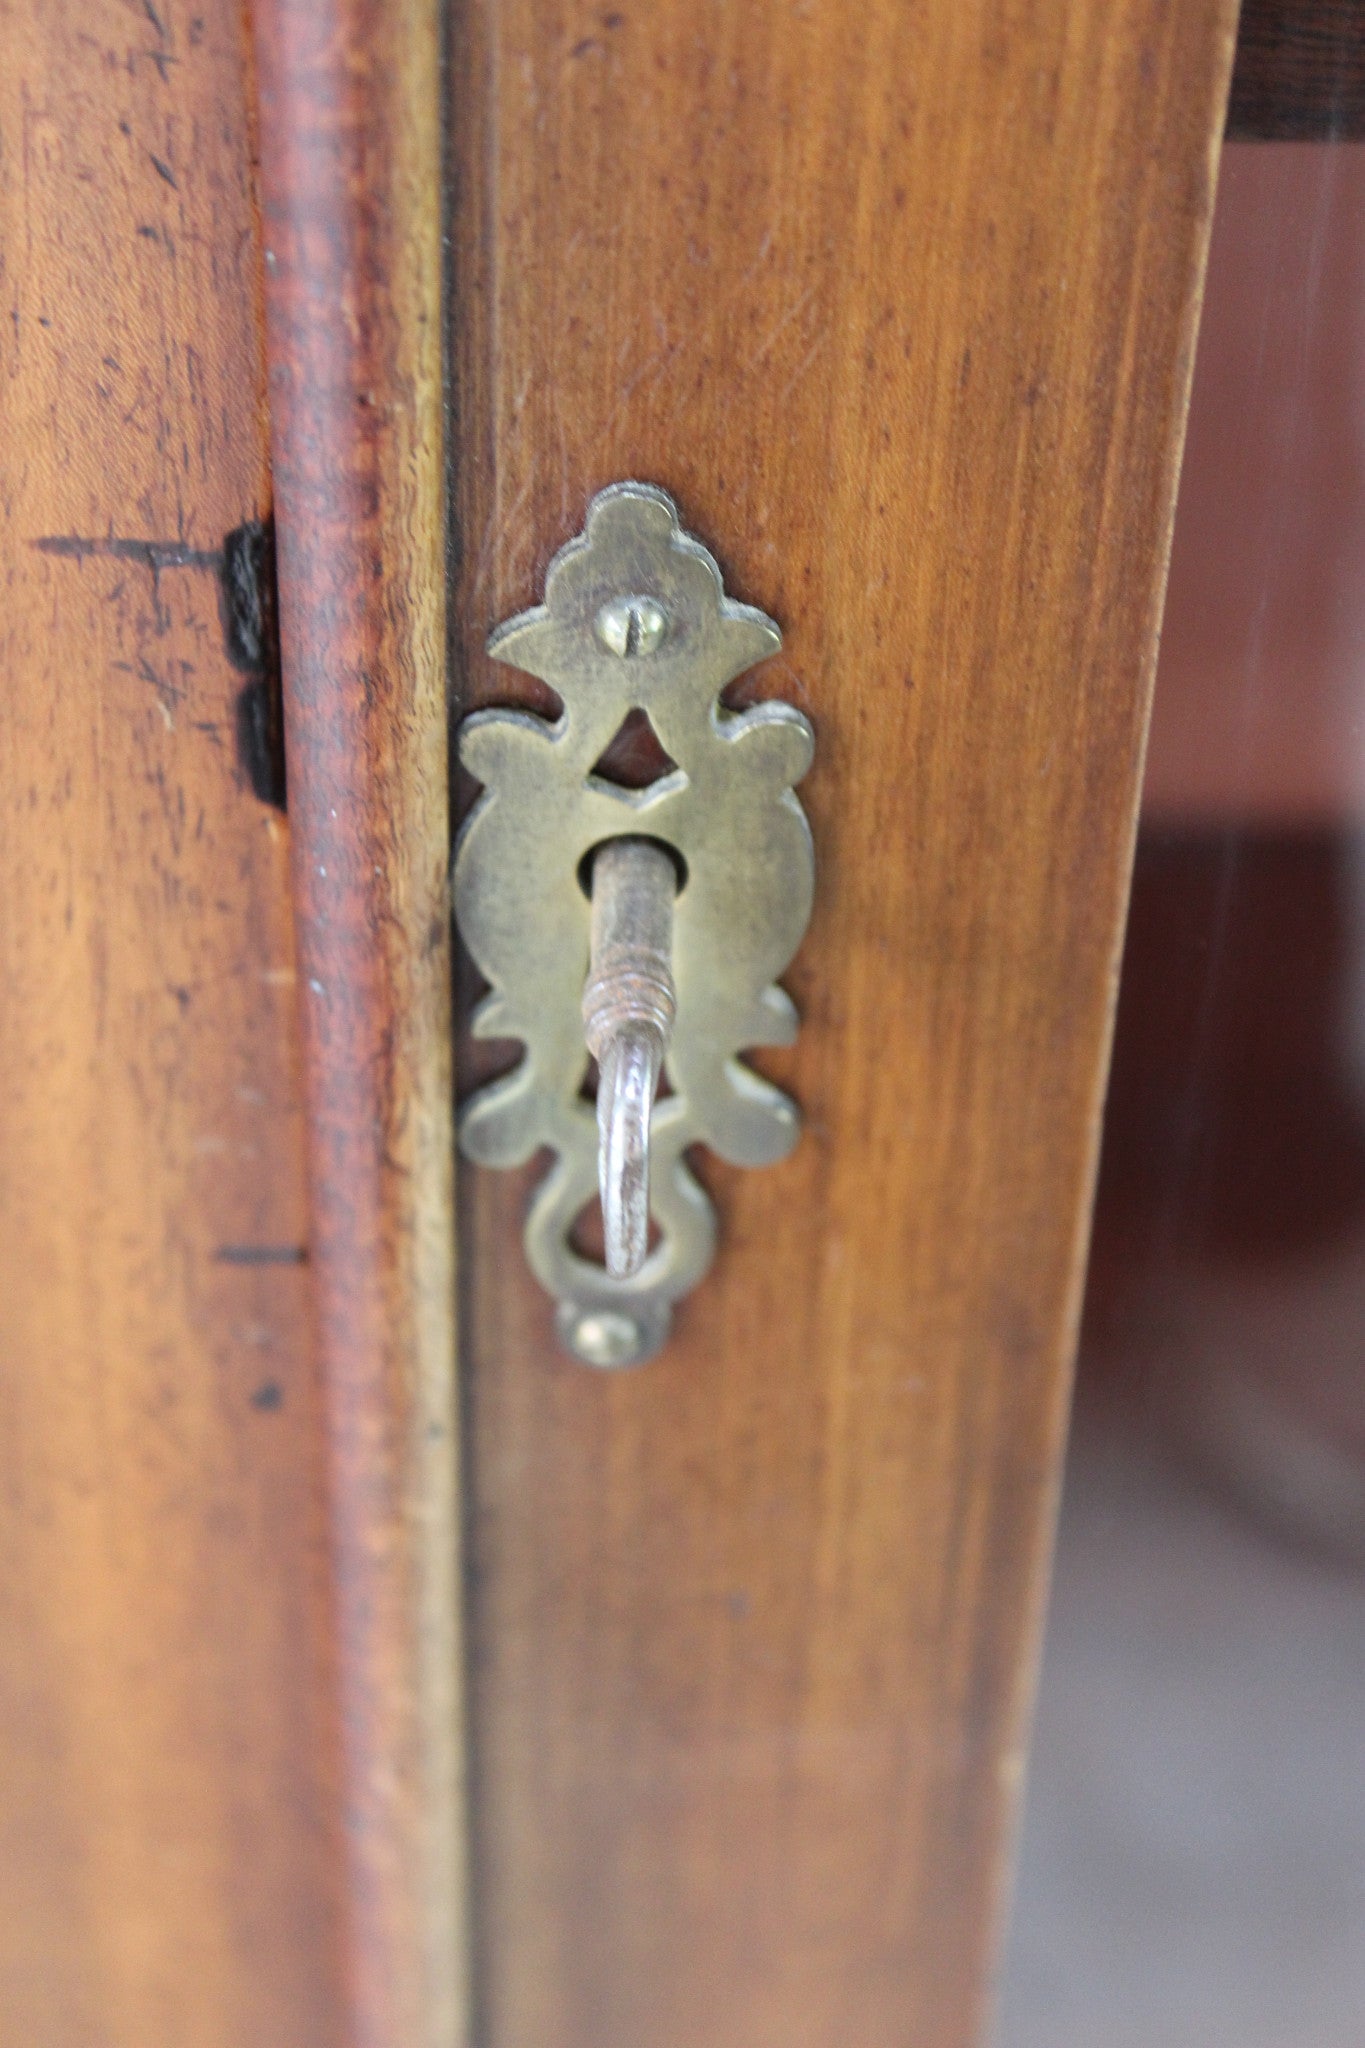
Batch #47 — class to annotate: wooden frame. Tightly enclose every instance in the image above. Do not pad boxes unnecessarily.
[448,3,1237,2044]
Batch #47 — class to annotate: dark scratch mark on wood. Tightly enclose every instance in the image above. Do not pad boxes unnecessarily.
[32,534,222,571]
[138,654,185,710]
[35,534,217,637]
[215,1244,308,1266]
[34,527,287,810]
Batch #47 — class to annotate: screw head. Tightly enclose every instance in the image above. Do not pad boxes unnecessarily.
[561,1306,647,1368]
[594,595,668,659]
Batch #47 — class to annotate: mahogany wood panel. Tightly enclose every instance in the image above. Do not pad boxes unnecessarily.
[250,4,464,2045]
[448,4,1237,2046]
[0,3,346,2043]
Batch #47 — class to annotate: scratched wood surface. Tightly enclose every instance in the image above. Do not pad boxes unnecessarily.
[0,5,346,2043]
[448,4,1237,2045]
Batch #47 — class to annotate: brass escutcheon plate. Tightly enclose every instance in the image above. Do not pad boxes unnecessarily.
[454,483,815,1366]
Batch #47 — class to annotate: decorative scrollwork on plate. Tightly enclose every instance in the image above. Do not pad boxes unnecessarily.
[455,482,815,1366]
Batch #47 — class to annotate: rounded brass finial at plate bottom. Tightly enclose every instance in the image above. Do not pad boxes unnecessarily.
[563,1308,646,1368]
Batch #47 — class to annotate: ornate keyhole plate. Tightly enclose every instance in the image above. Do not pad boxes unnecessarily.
[454,483,815,1366]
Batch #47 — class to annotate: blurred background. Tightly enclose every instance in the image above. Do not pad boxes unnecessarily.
[999,140,1365,2046]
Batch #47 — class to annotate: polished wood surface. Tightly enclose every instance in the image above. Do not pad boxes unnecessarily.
[0,3,346,2041]
[250,3,464,2043]
[448,2,1237,2044]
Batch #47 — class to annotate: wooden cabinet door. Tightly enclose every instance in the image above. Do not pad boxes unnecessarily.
[0,2,1237,2044]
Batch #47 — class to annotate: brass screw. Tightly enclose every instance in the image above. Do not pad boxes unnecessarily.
[594,595,668,658]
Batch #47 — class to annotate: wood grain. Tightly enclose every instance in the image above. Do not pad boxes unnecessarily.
[1228,0,1365,138]
[0,3,346,2042]
[447,4,1237,2045]
[249,4,465,2045]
